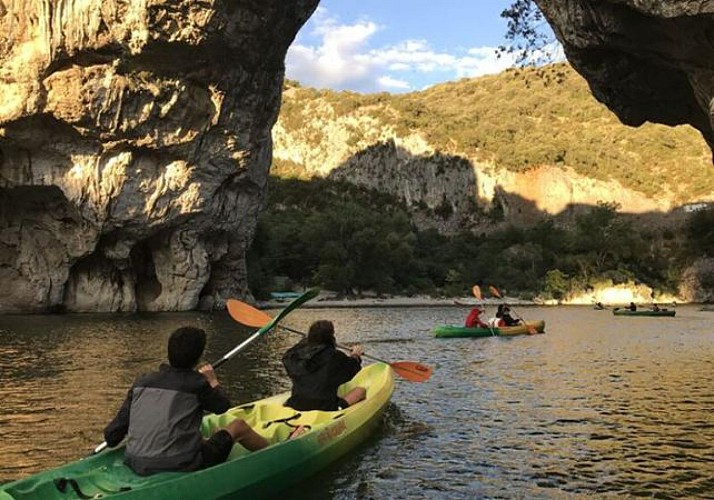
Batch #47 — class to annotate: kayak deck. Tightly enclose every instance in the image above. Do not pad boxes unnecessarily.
[0,363,394,500]
[433,320,546,338]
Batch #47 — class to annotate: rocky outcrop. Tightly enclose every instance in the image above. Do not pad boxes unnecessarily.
[0,0,319,313]
[274,126,673,234]
[535,0,714,157]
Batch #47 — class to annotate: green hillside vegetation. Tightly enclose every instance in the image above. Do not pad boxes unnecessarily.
[278,63,713,202]
[248,177,697,300]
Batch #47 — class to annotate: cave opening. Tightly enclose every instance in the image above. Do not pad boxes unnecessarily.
[130,238,162,310]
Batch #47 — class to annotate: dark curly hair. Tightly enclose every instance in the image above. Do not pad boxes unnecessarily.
[168,326,206,369]
[307,320,336,347]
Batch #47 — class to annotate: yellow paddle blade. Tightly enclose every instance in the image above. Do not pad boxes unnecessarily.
[226,299,272,328]
[488,285,502,299]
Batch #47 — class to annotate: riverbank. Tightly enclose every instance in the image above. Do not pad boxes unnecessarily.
[258,292,533,309]
[257,290,686,309]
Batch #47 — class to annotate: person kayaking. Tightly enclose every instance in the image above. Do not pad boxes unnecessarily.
[465,305,488,328]
[628,302,637,311]
[104,326,269,476]
[282,320,366,412]
[494,304,520,327]
[594,301,605,310]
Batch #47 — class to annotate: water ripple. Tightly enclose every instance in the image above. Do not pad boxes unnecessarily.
[1,306,713,499]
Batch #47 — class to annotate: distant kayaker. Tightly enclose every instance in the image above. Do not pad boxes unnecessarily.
[496,304,520,327]
[594,302,605,310]
[103,326,269,476]
[465,306,489,328]
[652,303,661,311]
[282,320,366,411]
[628,302,637,311]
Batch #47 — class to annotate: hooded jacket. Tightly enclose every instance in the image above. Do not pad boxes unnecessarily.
[282,340,361,411]
[104,364,231,475]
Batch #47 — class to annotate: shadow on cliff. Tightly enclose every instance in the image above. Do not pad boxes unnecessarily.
[324,139,706,234]
[325,140,492,234]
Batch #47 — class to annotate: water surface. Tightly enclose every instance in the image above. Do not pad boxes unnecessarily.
[1,305,712,498]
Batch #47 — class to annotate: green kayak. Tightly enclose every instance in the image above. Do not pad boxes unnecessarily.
[433,320,546,338]
[0,363,394,500]
[612,309,676,317]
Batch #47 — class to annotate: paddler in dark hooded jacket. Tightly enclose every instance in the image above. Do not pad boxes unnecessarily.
[282,320,366,411]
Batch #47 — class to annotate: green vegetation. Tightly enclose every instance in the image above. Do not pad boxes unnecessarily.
[264,67,714,299]
[278,64,713,202]
[248,178,691,300]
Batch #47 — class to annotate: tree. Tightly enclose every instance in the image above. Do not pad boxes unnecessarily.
[544,269,569,301]
[499,0,558,66]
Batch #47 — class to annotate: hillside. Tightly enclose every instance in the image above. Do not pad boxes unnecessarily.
[273,63,714,205]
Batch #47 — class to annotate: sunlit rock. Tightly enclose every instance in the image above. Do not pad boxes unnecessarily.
[0,0,319,313]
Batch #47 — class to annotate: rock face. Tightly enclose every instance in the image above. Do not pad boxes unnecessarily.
[0,0,318,313]
[535,0,714,156]
[273,109,674,235]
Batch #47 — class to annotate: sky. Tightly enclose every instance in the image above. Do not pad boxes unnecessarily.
[285,1,533,94]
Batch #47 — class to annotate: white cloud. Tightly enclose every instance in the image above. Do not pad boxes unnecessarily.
[377,75,410,90]
[286,9,519,93]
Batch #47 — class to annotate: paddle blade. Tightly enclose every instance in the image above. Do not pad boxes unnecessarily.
[389,361,433,382]
[226,299,271,328]
[488,285,502,299]
[472,285,482,300]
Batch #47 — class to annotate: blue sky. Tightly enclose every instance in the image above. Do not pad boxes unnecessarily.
[286,1,537,93]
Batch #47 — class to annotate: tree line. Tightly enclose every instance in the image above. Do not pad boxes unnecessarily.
[247,177,709,301]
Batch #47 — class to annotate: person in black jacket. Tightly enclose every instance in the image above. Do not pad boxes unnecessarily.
[282,320,366,411]
[104,326,269,476]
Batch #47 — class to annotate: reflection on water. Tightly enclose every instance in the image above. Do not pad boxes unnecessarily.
[1,306,713,498]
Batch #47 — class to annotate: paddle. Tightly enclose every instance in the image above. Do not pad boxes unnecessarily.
[471,285,496,336]
[488,285,537,335]
[214,288,319,368]
[92,289,320,455]
[226,300,433,383]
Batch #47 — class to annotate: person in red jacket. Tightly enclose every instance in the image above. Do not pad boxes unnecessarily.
[465,306,488,328]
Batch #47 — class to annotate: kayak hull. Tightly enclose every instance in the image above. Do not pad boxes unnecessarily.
[612,309,676,317]
[433,320,546,338]
[0,363,394,500]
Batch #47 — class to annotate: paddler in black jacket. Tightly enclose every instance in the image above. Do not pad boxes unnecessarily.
[282,320,366,411]
[104,326,269,476]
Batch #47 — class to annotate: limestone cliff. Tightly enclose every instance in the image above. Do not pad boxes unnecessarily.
[272,76,709,234]
[0,0,319,313]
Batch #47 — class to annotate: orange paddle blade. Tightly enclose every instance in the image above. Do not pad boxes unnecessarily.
[226,299,272,328]
[488,285,502,299]
[472,285,482,300]
[389,361,432,382]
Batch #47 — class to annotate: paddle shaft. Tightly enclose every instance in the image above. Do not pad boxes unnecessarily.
[213,330,263,369]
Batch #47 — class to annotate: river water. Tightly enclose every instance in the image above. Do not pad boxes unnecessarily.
[0,305,712,499]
